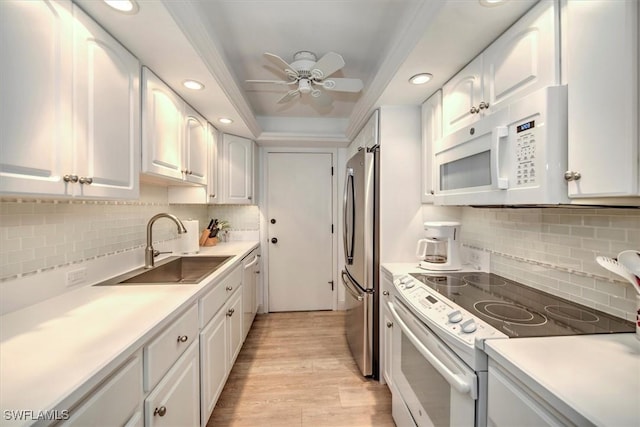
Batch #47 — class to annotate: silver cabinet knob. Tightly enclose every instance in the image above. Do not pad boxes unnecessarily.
[248,196,252,200]
[154,406,167,417]
[469,106,478,114]
[78,177,93,185]
[209,194,216,198]
[382,290,389,296]
[177,335,188,343]
[564,171,582,181]
[478,101,490,110]
[386,321,393,328]
[63,174,78,183]
[226,308,235,317]
[225,286,233,291]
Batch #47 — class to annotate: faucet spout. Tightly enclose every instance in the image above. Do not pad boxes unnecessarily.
[145,213,187,269]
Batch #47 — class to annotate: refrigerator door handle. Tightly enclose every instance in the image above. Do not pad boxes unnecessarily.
[343,168,355,265]
[341,270,363,301]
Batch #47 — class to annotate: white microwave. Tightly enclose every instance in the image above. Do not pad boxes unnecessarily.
[434,86,568,206]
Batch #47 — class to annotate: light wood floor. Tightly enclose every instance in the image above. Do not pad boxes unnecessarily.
[207,311,395,427]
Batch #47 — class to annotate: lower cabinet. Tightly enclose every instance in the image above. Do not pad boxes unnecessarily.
[145,339,200,427]
[379,269,394,387]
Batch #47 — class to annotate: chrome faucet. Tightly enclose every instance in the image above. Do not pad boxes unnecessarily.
[145,213,187,268]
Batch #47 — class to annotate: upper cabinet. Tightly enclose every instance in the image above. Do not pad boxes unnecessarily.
[421,90,442,204]
[142,67,209,186]
[0,0,140,199]
[442,1,560,136]
[207,124,220,203]
[565,0,639,199]
[219,134,256,205]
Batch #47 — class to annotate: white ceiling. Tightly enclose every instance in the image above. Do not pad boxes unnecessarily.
[75,0,538,146]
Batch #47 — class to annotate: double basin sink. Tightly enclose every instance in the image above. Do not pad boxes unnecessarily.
[95,256,232,286]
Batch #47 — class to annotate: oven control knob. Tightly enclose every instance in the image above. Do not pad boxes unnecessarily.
[461,318,477,333]
[447,310,463,323]
[404,280,415,289]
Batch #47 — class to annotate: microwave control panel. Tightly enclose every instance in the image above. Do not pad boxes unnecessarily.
[515,120,536,186]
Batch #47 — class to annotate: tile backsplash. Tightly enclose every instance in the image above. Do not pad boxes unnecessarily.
[459,207,639,321]
[0,184,208,281]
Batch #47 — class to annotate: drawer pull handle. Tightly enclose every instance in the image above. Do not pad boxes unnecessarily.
[226,286,233,291]
[226,308,235,317]
[382,290,389,296]
[177,335,188,343]
[154,406,167,417]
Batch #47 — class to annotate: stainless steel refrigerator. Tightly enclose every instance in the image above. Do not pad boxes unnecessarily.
[341,146,379,379]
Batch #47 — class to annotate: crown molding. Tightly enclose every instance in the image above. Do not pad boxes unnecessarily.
[257,132,350,147]
[162,0,262,138]
[345,0,445,140]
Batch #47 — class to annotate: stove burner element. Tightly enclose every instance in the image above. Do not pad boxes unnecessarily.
[544,305,600,323]
[474,300,548,326]
[463,274,507,288]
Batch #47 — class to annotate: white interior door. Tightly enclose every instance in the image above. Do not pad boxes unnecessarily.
[267,152,333,312]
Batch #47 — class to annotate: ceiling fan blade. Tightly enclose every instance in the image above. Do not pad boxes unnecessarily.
[264,52,299,78]
[277,89,300,104]
[311,90,333,108]
[310,52,345,79]
[320,78,364,93]
[246,79,295,85]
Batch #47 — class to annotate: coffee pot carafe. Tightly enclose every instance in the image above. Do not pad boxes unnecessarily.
[416,221,461,271]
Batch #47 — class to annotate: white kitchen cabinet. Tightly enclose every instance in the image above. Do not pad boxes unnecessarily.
[142,67,210,186]
[379,269,394,387]
[62,354,142,426]
[183,106,209,185]
[199,308,227,427]
[207,123,220,203]
[442,0,559,136]
[0,0,140,199]
[421,90,441,203]
[227,288,244,365]
[145,339,200,427]
[219,134,256,204]
[565,0,639,199]
[242,249,260,341]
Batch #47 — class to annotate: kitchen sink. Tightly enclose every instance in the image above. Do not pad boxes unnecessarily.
[94,256,233,286]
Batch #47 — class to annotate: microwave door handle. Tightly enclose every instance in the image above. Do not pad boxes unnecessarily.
[343,169,355,264]
[491,126,509,190]
[388,301,473,396]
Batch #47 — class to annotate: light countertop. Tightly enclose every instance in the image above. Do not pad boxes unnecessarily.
[0,241,258,426]
[485,334,640,427]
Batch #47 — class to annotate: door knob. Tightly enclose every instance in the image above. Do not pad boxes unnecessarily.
[271,238,278,244]
[270,218,276,224]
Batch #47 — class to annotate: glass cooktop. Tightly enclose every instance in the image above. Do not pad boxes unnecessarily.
[409,272,634,338]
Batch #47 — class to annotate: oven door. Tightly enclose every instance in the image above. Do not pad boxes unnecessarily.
[389,298,477,427]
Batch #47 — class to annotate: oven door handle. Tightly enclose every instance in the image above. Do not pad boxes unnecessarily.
[388,302,472,396]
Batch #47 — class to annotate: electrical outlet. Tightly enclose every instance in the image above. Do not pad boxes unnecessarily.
[66,268,87,288]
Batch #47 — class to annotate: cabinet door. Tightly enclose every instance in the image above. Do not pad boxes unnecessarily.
[145,339,200,427]
[483,1,559,113]
[221,134,254,204]
[207,123,219,203]
[382,306,394,388]
[199,309,227,426]
[184,106,208,185]
[0,0,73,196]
[227,289,243,365]
[421,90,441,203]
[442,56,483,136]
[73,5,140,199]
[142,67,184,181]
[566,0,639,198]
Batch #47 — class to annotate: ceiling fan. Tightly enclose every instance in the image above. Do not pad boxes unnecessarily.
[246,51,364,106]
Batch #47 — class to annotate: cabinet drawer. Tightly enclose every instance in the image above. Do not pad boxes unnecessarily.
[144,303,198,392]
[64,354,142,426]
[199,265,241,327]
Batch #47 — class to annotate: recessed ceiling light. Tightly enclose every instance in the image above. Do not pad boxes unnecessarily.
[409,73,433,85]
[218,118,233,125]
[104,0,139,14]
[183,80,205,91]
[479,0,507,7]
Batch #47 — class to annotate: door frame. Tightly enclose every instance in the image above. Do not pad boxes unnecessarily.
[259,147,339,313]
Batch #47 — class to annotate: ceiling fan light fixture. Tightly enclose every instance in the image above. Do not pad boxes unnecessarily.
[182,80,204,90]
[218,118,233,125]
[409,73,433,85]
[104,0,139,14]
[298,79,312,94]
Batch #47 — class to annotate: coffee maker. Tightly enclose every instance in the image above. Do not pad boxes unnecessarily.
[416,221,461,271]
